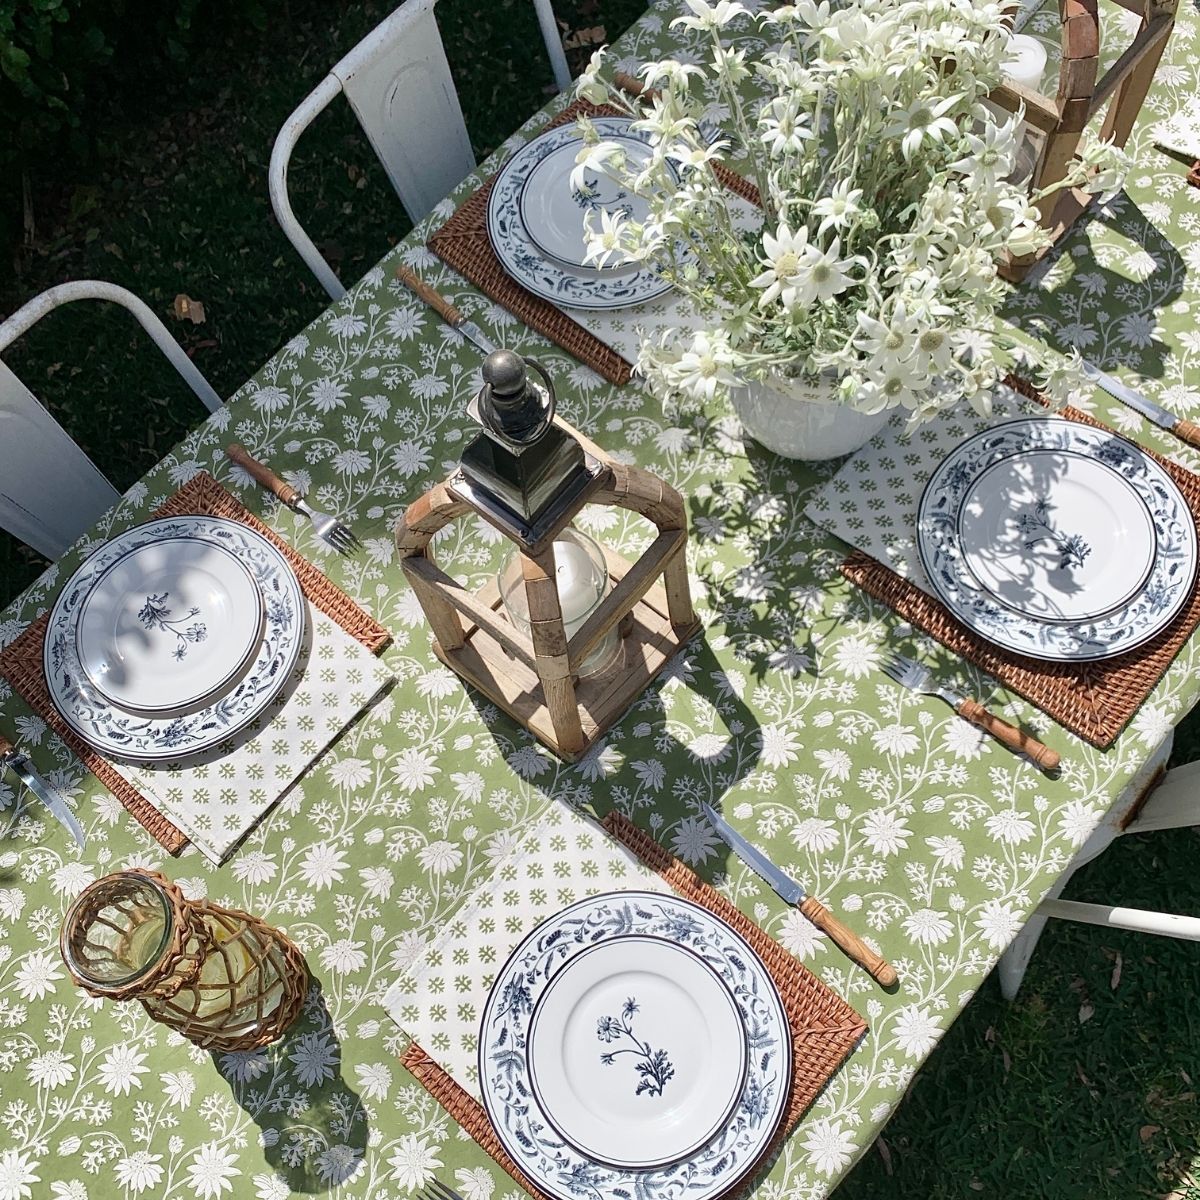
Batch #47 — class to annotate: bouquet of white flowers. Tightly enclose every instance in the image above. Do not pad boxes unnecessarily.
[573,0,1128,429]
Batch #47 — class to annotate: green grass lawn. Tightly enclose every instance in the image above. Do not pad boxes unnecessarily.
[1,2,1198,1195]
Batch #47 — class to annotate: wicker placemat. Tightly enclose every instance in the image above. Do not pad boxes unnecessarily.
[0,473,390,853]
[428,99,759,386]
[841,392,1200,749]
[401,810,866,1200]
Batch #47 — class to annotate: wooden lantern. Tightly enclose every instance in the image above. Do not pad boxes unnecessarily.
[989,0,1179,280]
[395,357,700,762]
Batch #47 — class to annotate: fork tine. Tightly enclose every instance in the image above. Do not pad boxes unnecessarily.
[338,524,363,550]
[326,526,357,554]
[430,1180,464,1200]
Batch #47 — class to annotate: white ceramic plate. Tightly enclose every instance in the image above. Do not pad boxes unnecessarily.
[527,936,747,1169]
[76,536,264,715]
[519,134,652,270]
[45,516,306,761]
[487,118,675,311]
[918,418,1197,660]
[480,891,790,1200]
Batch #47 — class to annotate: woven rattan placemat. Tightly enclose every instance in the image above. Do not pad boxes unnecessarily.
[841,393,1200,750]
[427,99,759,386]
[401,810,866,1200]
[0,473,390,853]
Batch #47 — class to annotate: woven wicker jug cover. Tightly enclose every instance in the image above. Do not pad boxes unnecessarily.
[427,99,759,386]
[0,473,390,853]
[401,810,866,1200]
[841,388,1200,749]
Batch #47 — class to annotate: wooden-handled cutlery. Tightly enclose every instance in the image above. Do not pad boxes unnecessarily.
[883,653,1061,770]
[395,266,498,357]
[226,445,361,555]
[703,802,898,988]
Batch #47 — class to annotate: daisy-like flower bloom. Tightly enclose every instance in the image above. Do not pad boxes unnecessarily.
[800,1117,857,1178]
[750,222,812,308]
[884,93,961,160]
[671,0,749,33]
[582,207,631,269]
[858,357,931,413]
[797,236,861,306]
[950,108,1020,183]
[671,815,721,865]
[912,324,956,375]
[758,97,813,157]
[568,140,625,196]
[902,908,954,946]
[854,301,920,363]
[811,180,864,235]
[664,329,740,401]
[576,46,610,105]
[387,1134,443,1191]
[666,138,728,175]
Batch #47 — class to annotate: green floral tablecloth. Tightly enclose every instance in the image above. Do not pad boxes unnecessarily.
[1,2,1199,1197]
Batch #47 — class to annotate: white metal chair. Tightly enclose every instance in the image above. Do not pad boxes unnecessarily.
[0,280,222,561]
[998,731,1200,1000]
[269,0,572,300]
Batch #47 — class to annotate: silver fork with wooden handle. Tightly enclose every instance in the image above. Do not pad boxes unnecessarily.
[882,653,1061,770]
[226,444,361,555]
[395,266,498,357]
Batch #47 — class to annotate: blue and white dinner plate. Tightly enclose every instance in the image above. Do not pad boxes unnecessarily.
[479,891,790,1200]
[918,418,1197,660]
[487,118,676,311]
[45,516,306,761]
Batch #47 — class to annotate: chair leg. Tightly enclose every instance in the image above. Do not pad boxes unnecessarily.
[998,910,1050,1001]
[1122,759,1200,835]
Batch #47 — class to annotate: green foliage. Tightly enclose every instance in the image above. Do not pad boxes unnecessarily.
[0,0,264,180]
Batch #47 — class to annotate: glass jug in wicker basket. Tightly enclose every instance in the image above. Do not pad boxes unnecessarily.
[60,869,307,1052]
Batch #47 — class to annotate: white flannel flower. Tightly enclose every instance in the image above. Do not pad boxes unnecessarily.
[582,207,631,269]
[884,93,960,160]
[671,0,750,32]
[575,46,610,105]
[758,97,813,157]
[811,180,864,235]
[663,329,740,401]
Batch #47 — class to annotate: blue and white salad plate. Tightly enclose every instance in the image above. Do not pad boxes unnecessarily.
[918,418,1197,661]
[488,118,676,311]
[480,891,789,1200]
[76,534,265,716]
[45,516,306,761]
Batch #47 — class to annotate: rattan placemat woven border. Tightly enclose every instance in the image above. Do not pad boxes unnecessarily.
[401,810,866,1200]
[0,473,391,853]
[427,99,759,386]
[841,386,1200,749]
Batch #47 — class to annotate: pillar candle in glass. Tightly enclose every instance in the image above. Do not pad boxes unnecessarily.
[60,869,307,1052]
[499,527,622,677]
[1003,33,1048,183]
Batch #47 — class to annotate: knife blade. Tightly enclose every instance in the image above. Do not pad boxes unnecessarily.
[702,801,898,987]
[1,740,86,849]
[702,802,805,904]
[1081,360,1200,449]
[396,265,498,357]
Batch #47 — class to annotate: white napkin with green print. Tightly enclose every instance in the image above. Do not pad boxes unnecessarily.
[1156,96,1200,161]
[125,607,392,864]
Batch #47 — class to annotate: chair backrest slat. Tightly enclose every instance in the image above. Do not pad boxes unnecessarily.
[334,0,476,225]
